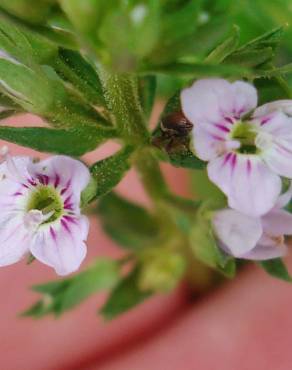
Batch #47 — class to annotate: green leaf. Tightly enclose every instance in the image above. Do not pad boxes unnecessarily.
[225,27,283,68]
[90,146,133,198]
[152,91,205,170]
[0,126,116,155]
[150,14,230,63]
[0,12,58,66]
[206,25,240,63]
[237,27,283,53]
[101,268,151,320]
[0,57,68,117]
[189,215,236,278]
[23,259,120,318]
[225,48,274,68]
[167,150,205,170]
[21,300,47,318]
[190,169,225,204]
[55,49,105,106]
[138,75,156,118]
[259,259,292,282]
[97,192,159,249]
[160,91,180,118]
[142,62,250,78]
[60,260,120,312]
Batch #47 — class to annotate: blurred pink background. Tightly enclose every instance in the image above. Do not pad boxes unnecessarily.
[1,114,292,370]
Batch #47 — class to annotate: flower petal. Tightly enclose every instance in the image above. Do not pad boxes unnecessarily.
[28,155,90,194]
[262,209,292,236]
[191,126,228,161]
[275,182,292,209]
[253,111,292,136]
[240,243,287,260]
[0,214,30,266]
[181,78,233,125]
[262,137,292,178]
[30,215,89,275]
[253,99,292,118]
[212,209,262,257]
[208,154,282,216]
[230,81,258,116]
[181,78,257,127]
[0,156,32,184]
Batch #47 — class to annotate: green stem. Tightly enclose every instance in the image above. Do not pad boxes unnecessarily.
[97,66,172,207]
[134,148,170,202]
[97,66,149,145]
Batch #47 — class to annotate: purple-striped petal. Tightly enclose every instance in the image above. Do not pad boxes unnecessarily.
[181,78,257,127]
[28,155,90,194]
[0,214,30,266]
[208,154,281,216]
[30,215,89,275]
[253,99,292,118]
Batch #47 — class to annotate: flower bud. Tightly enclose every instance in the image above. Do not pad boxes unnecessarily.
[138,249,186,293]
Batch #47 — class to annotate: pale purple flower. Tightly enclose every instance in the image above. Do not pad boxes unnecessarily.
[212,186,292,260]
[181,78,292,216]
[0,151,90,275]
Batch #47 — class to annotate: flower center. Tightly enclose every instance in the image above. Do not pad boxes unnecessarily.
[26,185,63,224]
[231,122,258,154]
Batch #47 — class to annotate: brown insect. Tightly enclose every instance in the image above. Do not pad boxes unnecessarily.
[152,112,193,152]
[161,112,193,137]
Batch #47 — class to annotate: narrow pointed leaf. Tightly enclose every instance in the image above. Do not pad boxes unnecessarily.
[259,259,292,282]
[90,146,133,199]
[101,268,151,320]
[0,126,116,155]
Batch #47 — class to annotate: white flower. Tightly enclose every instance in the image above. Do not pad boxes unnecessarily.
[181,78,292,216]
[212,185,292,260]
[0,151,90,275]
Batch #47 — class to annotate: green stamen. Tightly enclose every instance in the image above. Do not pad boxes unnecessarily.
[26,185,63,224]
[231,122,258,154]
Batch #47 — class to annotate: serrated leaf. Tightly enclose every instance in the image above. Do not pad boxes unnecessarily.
[259,259,292,282]
[101,268,151,320]
[90,146,133,199]
[0,126,116,155]
[97,192,159,249]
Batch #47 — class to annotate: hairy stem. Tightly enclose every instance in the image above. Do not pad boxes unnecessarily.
[98,66,169,201]
[98,66,149,145]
